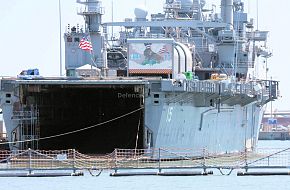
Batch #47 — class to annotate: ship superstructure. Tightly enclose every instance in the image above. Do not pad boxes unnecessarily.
[0,0,279,154]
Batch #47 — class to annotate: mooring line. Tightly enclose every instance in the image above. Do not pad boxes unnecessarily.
[88,168,103,177]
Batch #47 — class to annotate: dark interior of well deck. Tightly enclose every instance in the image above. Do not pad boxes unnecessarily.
[21,84,144,154]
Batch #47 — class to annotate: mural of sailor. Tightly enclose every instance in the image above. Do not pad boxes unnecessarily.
[142,43,163,65]
[128,42,173,73]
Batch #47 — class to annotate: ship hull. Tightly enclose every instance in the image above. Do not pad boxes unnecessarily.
[146,102,263,154]
[0,79,274,155]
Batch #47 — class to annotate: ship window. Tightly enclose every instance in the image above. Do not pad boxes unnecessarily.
[154,100,159,104]
[6,93,11,98]
[210,99,214,107]
[154,94,159,98]
[67,36,72,42]
[74,37,80,42]
[205,73,211,80]
[5,100,11,104]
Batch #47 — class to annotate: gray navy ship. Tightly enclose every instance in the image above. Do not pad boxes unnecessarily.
[0,0,279,154]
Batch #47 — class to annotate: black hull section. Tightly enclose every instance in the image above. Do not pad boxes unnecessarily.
[21,84,144,154]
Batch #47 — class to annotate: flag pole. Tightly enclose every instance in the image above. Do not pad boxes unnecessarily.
[86,34,97,68]
[111,0,114,41]
[79,34,101,77]
[59,0,63,76]
[89,50,102,77]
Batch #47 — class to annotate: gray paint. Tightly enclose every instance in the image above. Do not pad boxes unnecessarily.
[0,0,280,155]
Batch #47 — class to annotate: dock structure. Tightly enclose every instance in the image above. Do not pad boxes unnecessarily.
[0,147,289,177]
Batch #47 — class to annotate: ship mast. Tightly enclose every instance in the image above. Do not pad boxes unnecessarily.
[221,0,234,29]
[59,0,63,76]
[77,0,107,75]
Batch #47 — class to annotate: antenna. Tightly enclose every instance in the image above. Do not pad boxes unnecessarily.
[256,0,259,30]
[59,0,63,76]
[111,0,114,40]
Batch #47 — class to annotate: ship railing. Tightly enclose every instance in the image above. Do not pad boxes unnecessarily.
[112,147,290,172]
[185,80,255,96]
[0,149,114,172]
[11,111,38,121]
[121,32,166,39]
[238,61,255,68]
[188,79,278,105]
[79,7,105,15]
[132,33,166,39]
[245,148,290,168]
[230,80,280,102]
[246,31,269,41]
[186,81,217,94]
[113,148,204,170]
[259,80,279,102]
[0,147,289,173]
[0,149,77,171]
[77,1,105,15]
[227,82,254,96]
[164,0,182,10]
[112,148,247,170]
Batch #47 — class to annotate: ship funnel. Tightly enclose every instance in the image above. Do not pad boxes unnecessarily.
[221,0,233,29]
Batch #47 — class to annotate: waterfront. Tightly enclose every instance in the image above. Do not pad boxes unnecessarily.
[2,171,290,190]
[0,140,289,190]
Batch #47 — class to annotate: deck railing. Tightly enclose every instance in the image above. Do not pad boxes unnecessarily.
[0,147,289,175]
[161,79,279,104]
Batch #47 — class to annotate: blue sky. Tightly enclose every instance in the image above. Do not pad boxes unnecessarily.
[0,0,289,110]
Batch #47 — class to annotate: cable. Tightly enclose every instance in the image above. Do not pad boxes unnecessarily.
[134,111,142,152]
[0,107,144,146]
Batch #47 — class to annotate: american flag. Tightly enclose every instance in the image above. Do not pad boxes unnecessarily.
[79,37,93,52]
[158,45,168,54]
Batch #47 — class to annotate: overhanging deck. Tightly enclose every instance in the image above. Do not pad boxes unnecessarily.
[14,78,150,85]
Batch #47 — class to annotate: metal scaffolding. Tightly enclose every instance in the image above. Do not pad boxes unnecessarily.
[11,105,40,150]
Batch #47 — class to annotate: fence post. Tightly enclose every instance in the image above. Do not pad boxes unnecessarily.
[28,148,32,175]
[244,148,248,172]
[203,148,207,173]
[73,149,76,173]
[158,148,161,173]
[137,152,139,168]
[114,149,118,173]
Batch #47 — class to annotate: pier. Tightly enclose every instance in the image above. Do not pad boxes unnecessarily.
[0,147,289,177]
